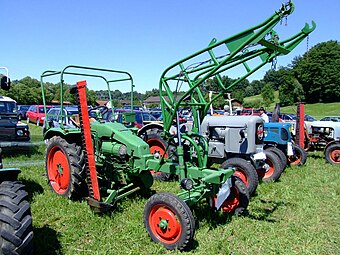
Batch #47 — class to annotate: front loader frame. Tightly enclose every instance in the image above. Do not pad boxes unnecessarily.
[158,1,315,173]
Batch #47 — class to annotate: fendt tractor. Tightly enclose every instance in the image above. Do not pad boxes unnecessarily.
[137,1,315,195]
[0,67,33,255]
[40,1,315,251]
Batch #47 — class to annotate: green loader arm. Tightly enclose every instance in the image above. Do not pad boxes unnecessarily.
[159,1,316,135]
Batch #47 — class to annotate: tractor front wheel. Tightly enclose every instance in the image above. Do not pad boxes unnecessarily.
[257,150,283,182]
[212,176,249,215]
[288,143,308,166]
[265,147,288,170]
[45,136,86,200]
[221,158,258,195]
[143,192,195,251]
[0,181,34,254]
[325,143,340,164]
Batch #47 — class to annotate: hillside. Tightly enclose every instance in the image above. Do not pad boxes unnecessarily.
[242,93,339,120]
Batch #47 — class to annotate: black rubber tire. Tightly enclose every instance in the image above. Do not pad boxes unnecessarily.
[221,158,258,195]
[0,181,34,255]
[324,143,340,165]
[143,192,195,251]
[288,143,308,166]
[257,150,283,182]
[265,147,288,171]
[145,132,172,181]
[45,136,87,200]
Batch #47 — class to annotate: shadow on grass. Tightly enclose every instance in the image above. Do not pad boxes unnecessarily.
[33,225,63,255]
[244,199,289,222]
[21,179,44,202]
[308,153,324,160]
[1,142,43,158]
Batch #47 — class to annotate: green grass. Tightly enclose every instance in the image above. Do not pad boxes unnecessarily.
[3,124,339,255]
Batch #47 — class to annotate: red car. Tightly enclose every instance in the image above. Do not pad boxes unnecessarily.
[26,105,53,125]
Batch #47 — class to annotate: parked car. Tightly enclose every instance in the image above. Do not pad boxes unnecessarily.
[17,105,30,120]
[0,96,30,146]
[319,116,340,122]
[44,106,79,132]
[102,108,158,128]
[26,105,53,125]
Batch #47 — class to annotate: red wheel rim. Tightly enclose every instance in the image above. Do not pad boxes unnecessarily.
[329,149,340,163]
[263,158,274,178]
[47,146,70,195]
[288,153,301,165]
[148,204,182,244]
[148,138,168,175]
[233,169,248,186]
[214,186,240,213]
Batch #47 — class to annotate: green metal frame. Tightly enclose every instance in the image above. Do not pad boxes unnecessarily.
[41,65,135,133]
[159,1,315,169]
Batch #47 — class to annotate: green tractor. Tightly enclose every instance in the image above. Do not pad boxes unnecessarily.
[137,1,315,193]
[41,66,248,251]
[0,67,34,254]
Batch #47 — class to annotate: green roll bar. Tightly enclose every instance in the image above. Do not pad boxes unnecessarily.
[40,65,135,130]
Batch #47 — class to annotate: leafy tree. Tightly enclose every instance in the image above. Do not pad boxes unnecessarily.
[261,83,275,107]
[279,76,305,107]
[292,40,340,103]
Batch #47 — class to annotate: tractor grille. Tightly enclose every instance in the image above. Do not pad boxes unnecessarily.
[281,128,289,141]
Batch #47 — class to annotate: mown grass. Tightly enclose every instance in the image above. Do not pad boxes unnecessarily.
[3,124,339,255]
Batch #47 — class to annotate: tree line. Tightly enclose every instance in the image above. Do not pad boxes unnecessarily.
[0,40,338,107]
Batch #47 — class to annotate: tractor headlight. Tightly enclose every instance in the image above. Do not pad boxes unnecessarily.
[180,178,193,190]
[16,130,24,136]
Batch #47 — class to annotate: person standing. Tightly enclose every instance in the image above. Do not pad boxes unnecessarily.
[259,107,269,122]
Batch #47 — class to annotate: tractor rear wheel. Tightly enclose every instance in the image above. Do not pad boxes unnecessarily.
[0,181,33,255]
[265,147,288,171]
[143,192,195,251]
[257,150,283,182]
[146,133,172,181]
[288,143,307,166]
[45,136,86,200]
[325,143,340,164]
[221,158,258,195]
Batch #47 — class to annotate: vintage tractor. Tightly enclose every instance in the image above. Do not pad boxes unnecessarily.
[41,66,249,251]
[0,67,33,254]
[264,122,307,167]
[138,1,315,193]
[304,121,340,164]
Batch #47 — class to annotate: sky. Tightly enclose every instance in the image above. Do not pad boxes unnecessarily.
[1,0,339,93]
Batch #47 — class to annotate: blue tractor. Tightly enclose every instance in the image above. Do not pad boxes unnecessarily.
[264,122,307,168]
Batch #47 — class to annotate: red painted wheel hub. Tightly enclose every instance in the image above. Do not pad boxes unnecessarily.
[330,149,340,163]
[214,186,240,213]
[148,138,167,175]
[263,158,274,178]
[234,169,248,186]
[47,146,70,195]
[149,204,182,244]
[289,154,301,165]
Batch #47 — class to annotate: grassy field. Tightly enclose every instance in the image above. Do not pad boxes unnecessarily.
[2,123,339,255]
[243,94,340,120]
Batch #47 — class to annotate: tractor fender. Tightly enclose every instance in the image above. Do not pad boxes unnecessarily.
[0,168,21,182]
[324,140,340,154]
[137,123,164,136]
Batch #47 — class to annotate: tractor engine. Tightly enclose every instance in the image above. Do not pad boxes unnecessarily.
[200,115,264,158]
